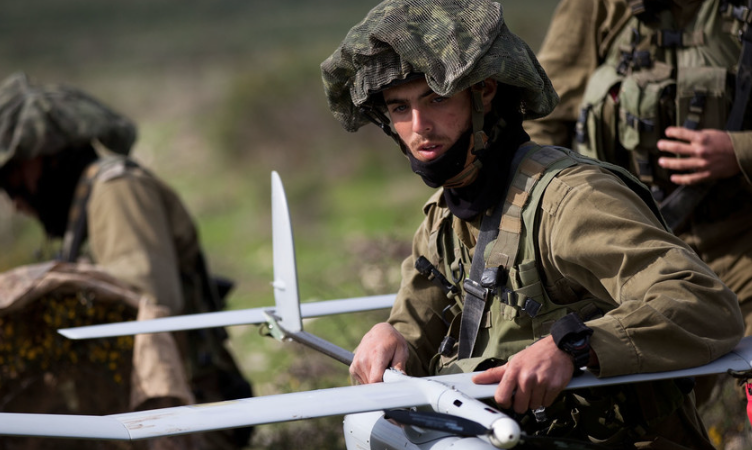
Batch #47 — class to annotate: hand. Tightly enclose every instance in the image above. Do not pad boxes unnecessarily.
[350,322,409,384]
[471,336,574,414]
[657,127,739,184]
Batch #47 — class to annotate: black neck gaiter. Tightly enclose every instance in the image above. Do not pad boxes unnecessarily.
[405,130,473,188]
[30,145,97,238]
[443,123,530,221]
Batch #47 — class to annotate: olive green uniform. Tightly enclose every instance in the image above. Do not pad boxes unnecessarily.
[388,145,743,447]
[75,158,252,450]
[319,0,744,446]
[86,160,201,314]
[524,0,752,335]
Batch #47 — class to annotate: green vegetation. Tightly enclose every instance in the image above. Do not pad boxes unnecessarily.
[0,1,561,448]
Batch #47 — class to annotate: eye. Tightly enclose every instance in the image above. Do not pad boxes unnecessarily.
[389,104,408,114]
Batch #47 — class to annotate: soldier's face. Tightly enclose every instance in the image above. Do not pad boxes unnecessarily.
[383,79,473,163]
[0,155,76,237]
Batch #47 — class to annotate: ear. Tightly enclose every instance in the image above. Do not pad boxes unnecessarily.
[481,79,497,112]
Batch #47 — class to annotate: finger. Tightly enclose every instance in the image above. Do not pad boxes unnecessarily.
[670,171,712,185]
[664,126,698,143]
[394,343,410,368]
[368,360,387,383]
[349,365,364,385]
[472,366,505,384]
[512,388,532,414]
[528,388,545,412]
[657,139,694,156]
[658,156,704,171]
[495,370,517,409]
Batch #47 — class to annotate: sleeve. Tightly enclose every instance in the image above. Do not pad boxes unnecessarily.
[536,165,744,377]
[387,217,453,377]
[524,0,629,146]
[729,131,752,184]
[87,172,185,314]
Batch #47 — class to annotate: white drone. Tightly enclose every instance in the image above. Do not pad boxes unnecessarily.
[2,171,751,450]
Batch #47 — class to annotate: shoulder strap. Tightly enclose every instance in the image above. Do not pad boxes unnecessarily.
[59,162,103,262]
[457,145,574,359]
[59,157,137,262]
[457,194,505,359]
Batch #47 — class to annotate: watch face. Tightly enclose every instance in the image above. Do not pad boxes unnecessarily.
[569,336,589,349]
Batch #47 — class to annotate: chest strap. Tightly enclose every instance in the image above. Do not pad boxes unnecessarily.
[457,145,572,359]
[457,198,505,359]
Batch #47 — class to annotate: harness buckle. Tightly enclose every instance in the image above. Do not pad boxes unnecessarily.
[657,29,683,47]
[463,278,492,302]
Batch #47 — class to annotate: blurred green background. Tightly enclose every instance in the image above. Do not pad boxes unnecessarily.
[0,1,560,448]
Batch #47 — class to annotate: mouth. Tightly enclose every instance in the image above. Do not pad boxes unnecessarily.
[415,142,444,161]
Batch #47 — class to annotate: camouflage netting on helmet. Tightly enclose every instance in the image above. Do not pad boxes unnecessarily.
[321,0,559,132]
[0,72,136,168]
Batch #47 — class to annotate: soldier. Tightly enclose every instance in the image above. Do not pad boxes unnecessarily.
[321,0,744,447]
[523,0,752,441]
[0,73,252,449]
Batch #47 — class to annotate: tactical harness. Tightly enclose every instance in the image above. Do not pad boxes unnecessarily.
[417,144,689,442]
[575,0,752,231]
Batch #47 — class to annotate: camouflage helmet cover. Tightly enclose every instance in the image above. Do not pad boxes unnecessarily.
[0,72,137,168]
[321,0,559,132]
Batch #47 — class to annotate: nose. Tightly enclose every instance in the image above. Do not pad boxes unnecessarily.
[411,107,432,134]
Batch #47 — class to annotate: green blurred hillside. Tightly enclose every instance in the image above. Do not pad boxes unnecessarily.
[0,1,560,448]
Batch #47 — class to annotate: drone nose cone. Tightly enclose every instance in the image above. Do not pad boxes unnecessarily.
[488,417,520,449]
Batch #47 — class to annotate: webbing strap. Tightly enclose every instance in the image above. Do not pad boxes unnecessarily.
[457,202,503,359]
[457,145,569,359]
[59,162,103,262]
[486,147,570,269]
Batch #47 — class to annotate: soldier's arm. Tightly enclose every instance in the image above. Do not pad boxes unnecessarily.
[524,0,622,146]
[537,165,743,377]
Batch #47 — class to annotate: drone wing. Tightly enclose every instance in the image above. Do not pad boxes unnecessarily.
[1,336,751,441]
[59,170,394,341]
[58,294,395,339]
[0,369,509,441]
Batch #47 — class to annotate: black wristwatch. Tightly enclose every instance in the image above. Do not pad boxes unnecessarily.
[550,313,593,376]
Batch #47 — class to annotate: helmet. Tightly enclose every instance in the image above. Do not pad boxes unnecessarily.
[0,73,136,169]
[321,0,559,133]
